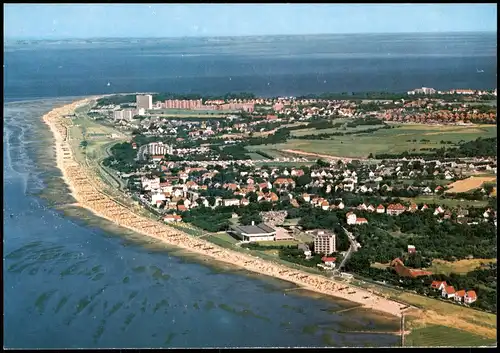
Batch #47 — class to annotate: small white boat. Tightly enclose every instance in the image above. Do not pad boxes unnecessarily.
[477,69,484,73]
[107,82,111,86]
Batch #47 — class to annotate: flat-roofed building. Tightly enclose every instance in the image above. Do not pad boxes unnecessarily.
[123,109,134,121]
[313,229,336,255]
[146,142,173,156]
[136,94,153,110]
[230,222,276,242]
[113,110,124,120]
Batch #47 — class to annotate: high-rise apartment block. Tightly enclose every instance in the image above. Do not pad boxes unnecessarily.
[113,110,124,120]
[136,94,153,110]
[164,99,203,110]
[313,230,336,255]
[123,109,134,121]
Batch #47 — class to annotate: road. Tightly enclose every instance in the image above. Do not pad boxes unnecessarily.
[333,227,359,276]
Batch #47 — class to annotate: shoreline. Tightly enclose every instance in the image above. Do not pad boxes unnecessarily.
[42,98,411,318]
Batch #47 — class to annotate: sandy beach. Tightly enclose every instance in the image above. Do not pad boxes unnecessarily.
[42,99,409,318]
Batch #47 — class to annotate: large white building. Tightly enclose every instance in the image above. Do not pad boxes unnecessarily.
[313,230,336,255]
[123,109,135,120]
[113,110,124,120]
[136,94,153,110]
[146,142,173,156]
[223,199,241,207]
[141,176,160,191]
[230,223,276,242]
[407,87,437,95]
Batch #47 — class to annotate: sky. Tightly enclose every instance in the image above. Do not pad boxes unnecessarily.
[3,4,497,39]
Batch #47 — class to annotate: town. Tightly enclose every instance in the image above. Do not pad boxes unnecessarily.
[74,90,497,314]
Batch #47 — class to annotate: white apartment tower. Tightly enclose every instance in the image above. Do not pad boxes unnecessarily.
[313,230,336,255]
[113,110,124,120]
[123,109,134,121]
[136,94,153,110]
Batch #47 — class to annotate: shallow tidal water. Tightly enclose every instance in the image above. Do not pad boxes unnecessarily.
[3,100,401,348]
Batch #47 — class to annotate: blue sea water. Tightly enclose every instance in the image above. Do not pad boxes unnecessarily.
[3,32,497,101]
[3,100,401,348]
[3,32,496,348]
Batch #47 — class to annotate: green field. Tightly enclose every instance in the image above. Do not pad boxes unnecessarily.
[427,258,496,276]
[400,196,489,208]
[290,124,387,137]
[68,109,130,188]
[207,232,239,245]
[246,152,269,160]
[249,124,497,159]
[405,325,496,347]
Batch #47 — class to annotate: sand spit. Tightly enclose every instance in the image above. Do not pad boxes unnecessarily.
[42,99,409,318]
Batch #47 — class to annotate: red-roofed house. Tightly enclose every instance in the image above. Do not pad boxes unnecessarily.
[273,178,295,188]
[322,256,336,263]
[454,289,466,302]
[442,286,456,299]
[431,281,447,291]
[386,203,406,216]
[464,290,477,304]
[391,258,433,278]
[177,205,188,212]
[224,183,240,191]
[259,182,270,191]
[355,217,368,225]
[376,204,385,213]
[408,203,418,212]
[434,206,445,215]
[164,214,182,223]
[269,193,279,202]
[321,257,336,268]
[293,169,305,177]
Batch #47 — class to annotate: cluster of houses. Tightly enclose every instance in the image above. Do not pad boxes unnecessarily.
[377,90,497,124]
[431,280,478,305]
[132,158,497,228]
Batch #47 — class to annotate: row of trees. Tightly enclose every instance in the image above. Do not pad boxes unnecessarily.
[349,209,497,263]
[294,125,392,140]
[181,207,233,232]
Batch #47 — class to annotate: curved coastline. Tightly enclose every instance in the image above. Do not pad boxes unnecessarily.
[42,98,411,319]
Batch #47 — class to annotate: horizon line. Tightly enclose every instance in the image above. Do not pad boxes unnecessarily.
[5,30,497,41]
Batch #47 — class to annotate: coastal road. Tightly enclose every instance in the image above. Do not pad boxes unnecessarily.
[333,227,359,276]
